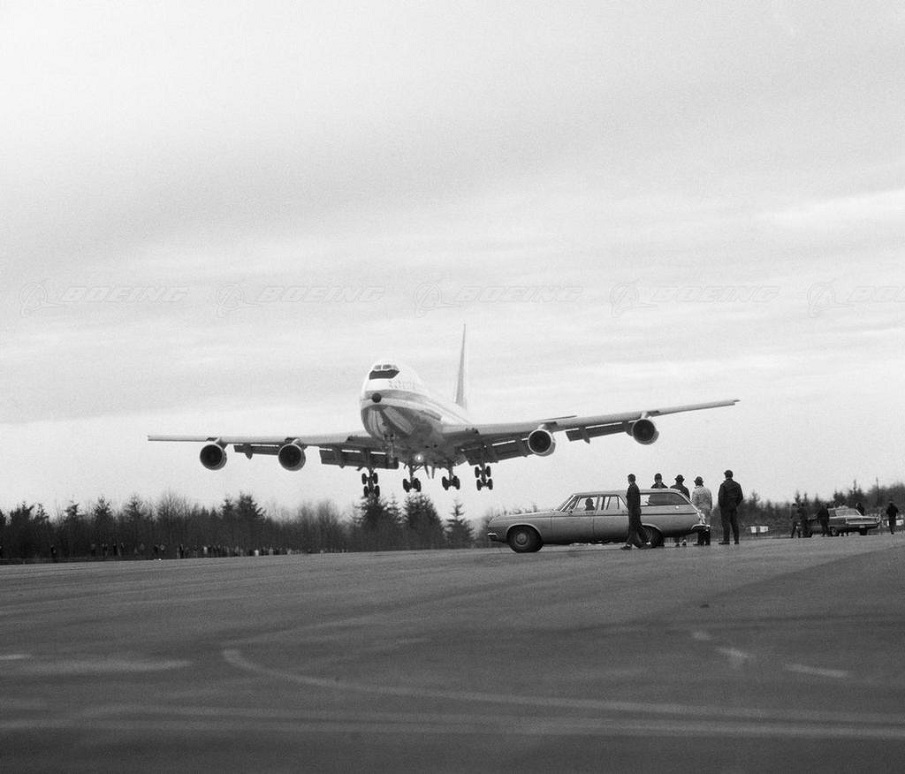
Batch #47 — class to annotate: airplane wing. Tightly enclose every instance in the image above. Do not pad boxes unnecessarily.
[443,399,739,465]
[147,432,399,470]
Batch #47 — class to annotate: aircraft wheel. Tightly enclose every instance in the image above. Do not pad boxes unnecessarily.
[362,473,368,485]
[413,478,421,492]
[474,467,481,478]
[453,476,460,489]
[403,480,411,493]
[374,485,380,498]
[476,480,483,491]
[372,473,379,484]
[363,486,369,498]
[487,478,494,490]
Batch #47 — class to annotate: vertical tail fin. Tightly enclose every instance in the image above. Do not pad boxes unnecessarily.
[455,325,468,410]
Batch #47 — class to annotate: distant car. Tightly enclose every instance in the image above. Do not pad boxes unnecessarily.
[808,507,881,536]
[486,489,708,553]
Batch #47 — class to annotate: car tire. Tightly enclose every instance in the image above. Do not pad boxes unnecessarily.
[644,527,663,549]
[829,527,838,537]
[859,528,868,536]
[507,526,542,553]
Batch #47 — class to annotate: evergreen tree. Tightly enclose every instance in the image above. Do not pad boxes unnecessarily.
[445,500,474,548]
[404,494,444,549]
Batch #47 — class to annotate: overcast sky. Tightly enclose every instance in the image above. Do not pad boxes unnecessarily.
[2,1,904,520]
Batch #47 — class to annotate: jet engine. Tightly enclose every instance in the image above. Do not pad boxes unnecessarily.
[278,442,307,471]
[527,427,556,457]
[628,418,659,445]
[200,443,227,470]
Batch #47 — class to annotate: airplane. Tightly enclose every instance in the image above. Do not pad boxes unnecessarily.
[148,328,738,497]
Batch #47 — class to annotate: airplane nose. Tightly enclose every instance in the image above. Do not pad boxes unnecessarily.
[371,392,382,403]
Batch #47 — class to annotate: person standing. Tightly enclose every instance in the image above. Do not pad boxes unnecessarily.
[671,475,691,546]
[885,500,899,535]
[691,476,713,546]
[623,473,649,550]
[717,470,744,545]
[651,473,667,489]
[790,503,806,538]
[815,501,830,536]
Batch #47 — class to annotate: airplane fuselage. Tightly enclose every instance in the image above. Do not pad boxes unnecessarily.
[359,362,470,469]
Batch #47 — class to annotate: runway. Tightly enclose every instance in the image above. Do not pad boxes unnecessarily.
[3,535,905,772]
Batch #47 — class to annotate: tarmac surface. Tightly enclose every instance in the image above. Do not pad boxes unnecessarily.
[2,534,905,772]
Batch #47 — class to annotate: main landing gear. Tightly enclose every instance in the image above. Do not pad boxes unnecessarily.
[362,471,380,498]
[441,471,461,491]
[475,465,493,491]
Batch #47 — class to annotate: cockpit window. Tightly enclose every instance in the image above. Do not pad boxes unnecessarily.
[368,364,400,380]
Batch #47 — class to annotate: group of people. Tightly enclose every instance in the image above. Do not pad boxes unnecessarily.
[790,499,901,537]
[622,470,744,550]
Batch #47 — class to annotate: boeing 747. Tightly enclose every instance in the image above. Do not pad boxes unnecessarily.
[149,330,738,496]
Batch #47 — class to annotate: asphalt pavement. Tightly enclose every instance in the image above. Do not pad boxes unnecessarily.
[2,534,905,772]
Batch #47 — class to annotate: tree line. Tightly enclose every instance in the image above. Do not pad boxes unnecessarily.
[0,491,482,562]
[2,478,902,562]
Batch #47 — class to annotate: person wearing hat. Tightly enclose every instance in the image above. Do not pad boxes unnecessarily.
[691,476,713,545]
[717,469,744,545]
[651,473,667,489]
[670,475,690,546]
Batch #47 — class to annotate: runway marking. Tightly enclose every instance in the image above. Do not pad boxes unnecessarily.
[12,656,191,676]
[716,647,753,668]
[0,653,31,661]
[691,630,712,642]
[784,664,849,679]
[221,647,905,737]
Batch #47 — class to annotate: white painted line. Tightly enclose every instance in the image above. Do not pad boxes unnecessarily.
[716,647,753,668]
[784,664,849,679]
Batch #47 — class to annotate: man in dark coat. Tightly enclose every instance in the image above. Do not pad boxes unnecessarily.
[886,501,899,535]
[670,475,690,546]
[717,469,744,545]
[623,473,649,550]
[815,502,830,536]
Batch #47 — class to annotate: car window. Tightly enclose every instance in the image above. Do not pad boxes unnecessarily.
[558,495,580,511]
[580,496,599,512]
[602,495,624,510]
[641,491,687,507]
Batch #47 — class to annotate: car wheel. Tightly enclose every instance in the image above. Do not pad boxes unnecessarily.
[507,526,541,553]
[829,527,838,537]
[859,528,868,536]
[644,527,663,548]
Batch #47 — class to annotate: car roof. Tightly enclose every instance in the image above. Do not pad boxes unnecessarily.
[571,489,688,497]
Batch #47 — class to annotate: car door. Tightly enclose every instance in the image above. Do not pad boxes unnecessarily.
[594,495,629,541]
[643,490,695,535]
[549,495,599,543]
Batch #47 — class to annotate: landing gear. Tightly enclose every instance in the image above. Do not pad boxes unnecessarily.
[475,465,493,491]
[362,470,380,499]
[441,468,461,491]
[402,476,422,493]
